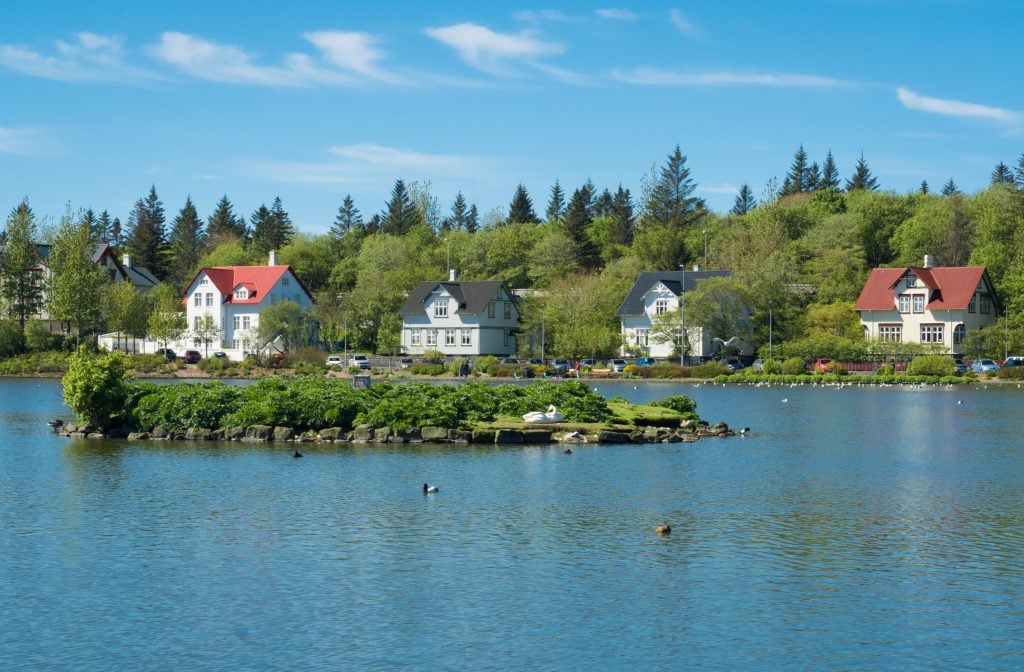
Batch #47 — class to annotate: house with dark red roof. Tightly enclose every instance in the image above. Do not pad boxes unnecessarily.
[854,256,998,355]
[181,251,313,360]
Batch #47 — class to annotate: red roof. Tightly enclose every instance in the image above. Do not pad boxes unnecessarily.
[185,265,312,305]
[855,266,988,311]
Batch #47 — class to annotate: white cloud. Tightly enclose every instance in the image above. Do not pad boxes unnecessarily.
[669,9,698,37]
[0,32,155,83]
[596,8,638,21]
[0,126,59,156]
[425,22,565,76]
[699,182,740,195]
[896,87,1022,125]
[612,67,850,87]
[303,30,407,85]
[514,10,583,22]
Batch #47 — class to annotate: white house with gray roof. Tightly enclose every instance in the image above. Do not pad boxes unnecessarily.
[399,271,520,356]
[616,269,737,362]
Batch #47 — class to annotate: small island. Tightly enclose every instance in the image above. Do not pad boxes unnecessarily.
[57,348,736,445]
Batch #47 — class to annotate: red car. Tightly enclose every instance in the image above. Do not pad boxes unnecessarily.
[812,357,832,373]
[183,350,202,364]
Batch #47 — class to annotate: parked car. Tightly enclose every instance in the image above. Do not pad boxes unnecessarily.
[610,359,628,373]
[550,357,572,374]
[155,348,176,361]
[326,354,344,367]
[498,357,520,365]
[751,359,765,371]
[722,357,745,371]
[213,351,227,360]
[399,357,415,369]
[972,358,999,374]
[635,356,657,367]
[953,361,969,375]
[526,358,544,366]
[812,357,833,373]
[1004,356,1024,367]
[183,350,202,364]
[349,354,371,370]
[579,358,600,369]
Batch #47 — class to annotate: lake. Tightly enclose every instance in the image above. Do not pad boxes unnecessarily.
[2,377,1023,670]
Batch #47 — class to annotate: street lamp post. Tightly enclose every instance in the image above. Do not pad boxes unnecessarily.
[1005,303,1009,361]
[702,230,708,268]
[678,265,686,366]
[769,305,773,361]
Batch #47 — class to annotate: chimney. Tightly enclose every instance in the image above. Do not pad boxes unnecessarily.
[448,268,457,281]
[268,250,278,266]
[923,255,935,269]
[123,254,132,268]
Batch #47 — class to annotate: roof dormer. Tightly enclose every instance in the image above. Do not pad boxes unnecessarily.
[233,282,256,300]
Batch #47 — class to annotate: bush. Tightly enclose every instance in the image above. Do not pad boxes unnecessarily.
[761,359,783,374]
[634,363,691,379]
[422,349,445,364]
[198,357,230,375]
[474,355,498,373]
[875,362,896,376]
[693,361,729,378]
[0,320,23,358]
[23,320,55,352]
[998,366,1024,380]
[0,351,69,374]
[410,362,446,375]
[445,358,469,376]
[62,346,133,430]
[781,358,807,375]
[650,395,697,414]
[822,360,847,375]
[131,381,244,433]
[292,361,326,376]
[906,355,955,377]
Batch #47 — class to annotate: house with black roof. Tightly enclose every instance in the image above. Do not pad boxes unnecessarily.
[399,270,520,356]
[615,268,737,362]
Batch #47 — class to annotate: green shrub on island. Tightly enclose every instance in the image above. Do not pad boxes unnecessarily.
[63,347,133,430]
[131,381,245,433]
[649,395,697,414]
[906,355,955,377]
[781,358,807,375]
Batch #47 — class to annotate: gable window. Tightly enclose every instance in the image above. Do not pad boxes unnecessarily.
[461,329,472,346]
[906,273,917,288]
[879,324,902,343]
[912,294,925,313]
[200,278,208,285]
[920,324,943,344]
[434,300,448,318]
[488,301,496,318]
[445,329,456,346]
[282,277,290,286]
[410,330,421,346]
[234,288,247,299]
[953,324,965,345]
[898,295,910,313]
[655,298,669,315]
[504,301,511,319]
[980,295,991,314]
[968,295,976,313]
[194,294,201,307]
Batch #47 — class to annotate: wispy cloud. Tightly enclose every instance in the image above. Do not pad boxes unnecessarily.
[425,22,572,79]
[896,87,1022,125]
[0,32,155,83]
[0,126,59,156]
[669,9,698,37]
[597,8,639,21]
[699,182,739,195]
[612,67,851,88]
[303,31,408,85]
[514,9,583,23]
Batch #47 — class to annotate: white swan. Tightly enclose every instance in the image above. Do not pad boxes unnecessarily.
[522,405,566,424]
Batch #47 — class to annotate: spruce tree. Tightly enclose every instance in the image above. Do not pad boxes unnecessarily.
[250,197,294,256]
[507,184,539,224]
[820,150,840,190]
[593,188,615,218]
[166,196,206,288]
[991,161,1015,186]
[845,153,878,191]
[0,200,42,329]
[781,144,810,195]
[609,185,635,245]
[644,145,704,228]
[546,180,565,222]
[270,197,295,245]
[941,178,961,196]
[920,180,930,194]
[466,204,479,234]
[110,217,123,248]
[124,185,167,279]
[365,213,382,235]
[564,184,598,268]
[1015,154,1024,190]
[95,210,114,244]
[82,209,98,242]
[206,195,247,242]
[448,192,469,230]
[731,185,756,215]
[381,179,419,235]
[806,162,821,191]
[332,195,363,237]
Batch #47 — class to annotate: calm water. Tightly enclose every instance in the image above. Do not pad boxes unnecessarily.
[2,378,1024,671]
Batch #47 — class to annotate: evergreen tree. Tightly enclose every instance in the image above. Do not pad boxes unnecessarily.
[331,194,363,237]
[820,150,840,189]
[731,184,756,215]
[1015,153,1024,190]
[781,144,810,195]
[251,197,295,256]
[609,185,635,245]
[991,161,1015,186]
[643,145,704,228]
[365,213,382,235]
[806,162,821,191]
[920,180,930,194]
[941,178,961,196]
[546,179,565,222]
[166,196,206,288]
[593,188,615,218]
[0,200,42,329]
[845,153,878,191]
[95,210,114,244]
[564,184,599,268]
[466,204,480,234]
[124,185,167,279]
[507,184,540,224]
[110,217,123,248]
[206,195,247,242]
[380,179,419,235]
[448,192,469,230]
[81,209,98,242]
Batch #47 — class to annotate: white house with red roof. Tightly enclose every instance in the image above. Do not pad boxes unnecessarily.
[854,256,998,355]
[180,251,313,360]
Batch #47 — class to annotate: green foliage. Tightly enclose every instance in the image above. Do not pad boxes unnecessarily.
[474,355,498,372]
[1,201,42,328]
[693,361,730,377]
[421,349,445,363]
[761,359,783,374]
[0,320,24,357]
[131,381,243,433]
[649,395,697,414]
[131,353,181,373]
[633,363,691,378]
[410,363,446,375]
[998,366,1024,380]
[220,378,366,430]
[198,356,231,375]
[906,355,955,377]
[23,320,55,352]
[781,357,807,375]
[62,346,133,429]
[875,362,895,376]
[0,351,69,374]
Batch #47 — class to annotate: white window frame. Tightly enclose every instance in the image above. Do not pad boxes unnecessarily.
[193,294,201,307]
[906,273,917,288]
[898,295,910,313]
[234,288,247,299]
[655,298,669,315]
[242,316,251,331]
[879,324,902,343]
[635,328,649,346]
[233,316,240,330]
[461,329,472,346]
[920,324,943,344]
[411,330,421,346]
[426,330,437,346]
[912,294,925,313]
[434,300,449,318]
[206,292,214,307]
[445,329,456,346]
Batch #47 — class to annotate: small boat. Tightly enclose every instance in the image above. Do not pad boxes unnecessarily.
[522,405,566,424]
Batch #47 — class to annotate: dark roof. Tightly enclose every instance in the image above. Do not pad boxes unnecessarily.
[400,280,516,316]
[124,264,159,289]
[615,270,732,317]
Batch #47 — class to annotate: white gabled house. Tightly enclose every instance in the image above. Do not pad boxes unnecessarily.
[180,251,314,360]
[399,271,520,356]
[616,268,747,362]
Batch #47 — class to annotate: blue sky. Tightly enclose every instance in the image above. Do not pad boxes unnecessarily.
[1,1,1021,234]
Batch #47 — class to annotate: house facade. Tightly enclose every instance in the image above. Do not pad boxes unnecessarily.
[399,271,519,357]
[179,252,313,360]
[616,269,737,362]
[854,257,998,355]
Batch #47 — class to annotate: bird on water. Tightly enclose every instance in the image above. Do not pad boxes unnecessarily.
[423,483,439,494]
[293,450,303,458]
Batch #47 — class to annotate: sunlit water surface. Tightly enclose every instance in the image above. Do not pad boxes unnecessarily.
[2,378,1023,670]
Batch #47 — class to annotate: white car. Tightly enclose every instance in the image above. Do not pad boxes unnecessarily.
[326,354,344,367]
[610,359,628,373]
[349,354,371,370]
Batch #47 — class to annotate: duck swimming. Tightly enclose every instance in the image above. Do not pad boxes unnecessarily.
[423,483,439,494]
